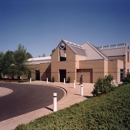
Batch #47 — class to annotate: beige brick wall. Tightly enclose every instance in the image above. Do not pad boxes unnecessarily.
[108,60,123,84]
[79,60,106,83]
[109,50,130,77]
[125,50,130,75]
[30,64,40,80]
[75,55,86,69]
[40,63,51,81]
[77,69,93,83]
[109,56,125,61]
[51,45,76,82]
[104,60,108,76]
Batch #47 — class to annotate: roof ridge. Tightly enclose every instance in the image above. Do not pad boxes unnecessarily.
[62,39,86,56]
[63,39,82,49]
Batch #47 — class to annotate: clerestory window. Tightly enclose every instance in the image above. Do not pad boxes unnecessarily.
[59,42,66,61]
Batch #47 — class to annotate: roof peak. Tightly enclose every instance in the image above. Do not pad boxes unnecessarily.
[63,39,82,49]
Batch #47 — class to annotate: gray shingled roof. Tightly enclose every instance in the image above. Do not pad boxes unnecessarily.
[97,43,127,57]
[63,39,87,56]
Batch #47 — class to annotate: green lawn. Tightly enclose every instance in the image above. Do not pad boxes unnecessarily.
[14,84,130,130]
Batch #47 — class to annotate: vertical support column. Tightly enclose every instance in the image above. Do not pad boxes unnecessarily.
[47,77,48,83]
[64,78,65,84]
[53,93,57,112]
[74,80,76,88]
[30,78,31,83]
[80,84,83,96]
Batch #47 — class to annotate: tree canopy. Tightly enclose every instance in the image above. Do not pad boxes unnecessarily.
[14,44,32,78]
[50,48,55,56]
[0,44,33,79]
[1,51,15,77]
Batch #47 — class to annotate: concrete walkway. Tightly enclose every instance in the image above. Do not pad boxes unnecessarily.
[0,87,13,97]
[0,81,94,130]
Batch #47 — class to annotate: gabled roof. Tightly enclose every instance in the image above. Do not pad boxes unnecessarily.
[97,43,128,57]
[81,42,108,60]
[27,56,51,64]
[62,39,87,56]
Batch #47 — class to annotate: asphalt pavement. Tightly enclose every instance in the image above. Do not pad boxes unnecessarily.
[0,81,94,130]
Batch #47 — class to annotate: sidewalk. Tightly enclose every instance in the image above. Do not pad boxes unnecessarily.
[0,81,94,130]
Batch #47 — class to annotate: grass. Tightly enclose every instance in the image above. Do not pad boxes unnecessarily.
[14,84,130,130]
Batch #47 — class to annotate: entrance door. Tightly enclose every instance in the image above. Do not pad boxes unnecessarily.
[28,71,31,79]
[35,70,40,80]
[59,69,66,82]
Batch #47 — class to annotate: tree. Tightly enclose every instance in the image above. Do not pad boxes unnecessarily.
[1,51,15,78]
[26,52,33,59]
[92,74,115,96]
[50,49,55,56]
[14,44,31,79]
[0,52,4,79]
[42,53,46,57]
[122,72,130,83]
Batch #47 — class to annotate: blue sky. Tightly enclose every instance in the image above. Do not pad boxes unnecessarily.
[0,0,130,57]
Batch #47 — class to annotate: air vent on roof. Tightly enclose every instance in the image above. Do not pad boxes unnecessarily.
[103,45,110,49]
[118,43,125,47]
[110,44,117,48]
[98,43,126,50]
[64,39,82,48]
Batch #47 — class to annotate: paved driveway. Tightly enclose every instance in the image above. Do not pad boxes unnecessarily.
[0,82,64,122]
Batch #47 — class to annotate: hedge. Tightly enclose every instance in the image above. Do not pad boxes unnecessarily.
[14,84,130,130]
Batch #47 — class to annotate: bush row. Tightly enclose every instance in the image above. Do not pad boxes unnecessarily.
[14,84,130,130]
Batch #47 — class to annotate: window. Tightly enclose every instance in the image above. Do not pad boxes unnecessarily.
[127,51,129,62]
[120,69,124,81]
[59,42,66,61]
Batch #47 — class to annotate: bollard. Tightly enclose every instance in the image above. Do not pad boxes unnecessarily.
[64,78,65,84]
[47,77,48,83]
[74,80,76,88]
[80,84,83,96]
[53,93,57,112]
[30,78,31,83]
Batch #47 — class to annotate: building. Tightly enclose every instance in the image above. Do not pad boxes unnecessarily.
[28,39,130,84]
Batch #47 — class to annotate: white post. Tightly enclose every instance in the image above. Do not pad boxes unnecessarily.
[80,84,83,96]
[30,78,31,83]
[74,80,76,88]
[53,93,57,112]
[47,77,48,83]
[64,78,65,84]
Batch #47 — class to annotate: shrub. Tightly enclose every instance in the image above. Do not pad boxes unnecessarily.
[18,79,29,83]
[92,74,115,96]
[66,76,71,83]
[14,84,130,130]
[122,72,130,83]
[51,77,55,82]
